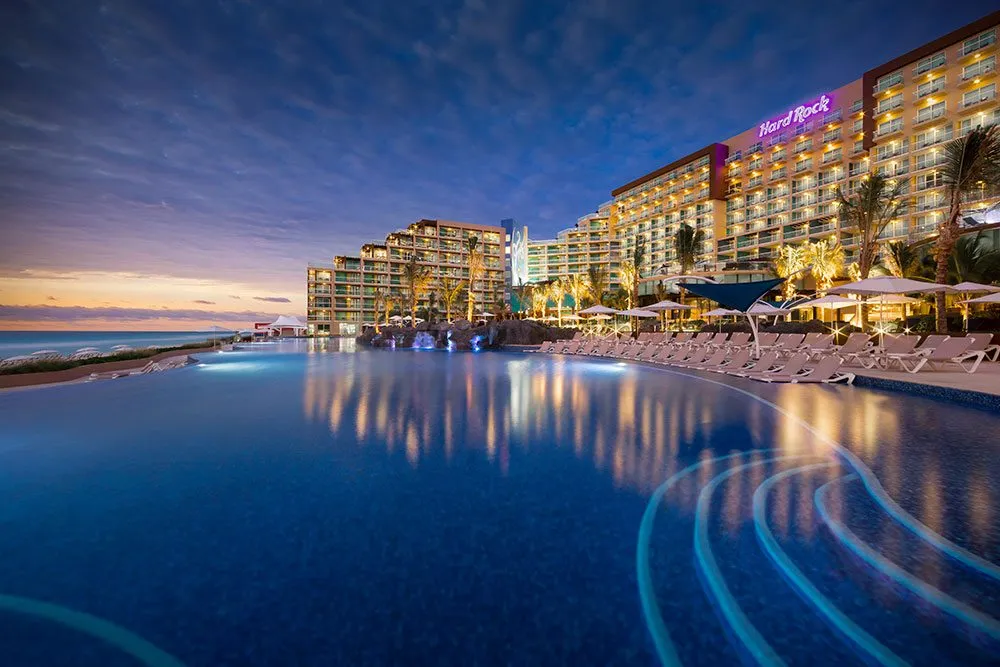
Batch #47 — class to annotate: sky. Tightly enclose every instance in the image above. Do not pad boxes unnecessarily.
[0,0,993,330]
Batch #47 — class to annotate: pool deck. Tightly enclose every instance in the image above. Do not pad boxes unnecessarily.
[853,363,1000,400]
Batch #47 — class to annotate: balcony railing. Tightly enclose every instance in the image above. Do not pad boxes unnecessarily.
[913,107,947,126]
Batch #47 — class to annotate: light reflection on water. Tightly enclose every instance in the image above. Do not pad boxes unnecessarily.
[299,346,999,554]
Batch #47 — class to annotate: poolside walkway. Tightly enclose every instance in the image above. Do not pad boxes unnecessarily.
[854,363,1000,397]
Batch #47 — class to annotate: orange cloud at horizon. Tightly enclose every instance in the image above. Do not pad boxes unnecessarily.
[0,269,304,331]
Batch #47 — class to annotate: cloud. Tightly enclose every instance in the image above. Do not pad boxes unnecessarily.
[0,304,285,323]
[229,295,241,299]
[193,299,215,304]
[46,295,57,301]
[253,296,291,303]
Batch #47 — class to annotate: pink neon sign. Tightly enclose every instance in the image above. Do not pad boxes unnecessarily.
[758,94,832,138]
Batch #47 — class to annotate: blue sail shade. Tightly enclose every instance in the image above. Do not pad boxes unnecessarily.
[676,278,785,313]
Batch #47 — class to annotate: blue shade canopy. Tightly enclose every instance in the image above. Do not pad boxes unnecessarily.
[676,278,785,313]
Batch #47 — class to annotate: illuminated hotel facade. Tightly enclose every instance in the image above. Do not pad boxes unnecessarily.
[307,219,505,336]
[525,203,623,290]
[527,11,1000,296]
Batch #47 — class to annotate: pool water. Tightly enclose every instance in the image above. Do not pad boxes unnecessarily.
[0,341,998,665]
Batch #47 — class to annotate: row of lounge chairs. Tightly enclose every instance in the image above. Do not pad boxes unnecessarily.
[0,346,138,369]
[538,330,1000,381]
[538,332,855,384]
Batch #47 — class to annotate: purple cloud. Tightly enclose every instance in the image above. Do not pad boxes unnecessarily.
[193,299,215,304]
[253,296,292,303]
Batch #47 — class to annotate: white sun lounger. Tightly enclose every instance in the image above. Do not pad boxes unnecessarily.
[964,333,1000,362]
[896,337,986,374]
[757,356,855,384]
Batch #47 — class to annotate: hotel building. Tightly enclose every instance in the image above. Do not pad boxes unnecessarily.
[527,11,1000,297]
[525,203,622,290]
[307,219,505,336]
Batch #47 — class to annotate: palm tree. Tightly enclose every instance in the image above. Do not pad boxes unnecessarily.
[618,238,645,310]
[674,223,705,276]
[951,231,1000,284]
[546,278,568,326]
[566,274,590,313]
[835,172,903,281]
[882,240,921,278]
[772,244,806,302]
[527,285,545,319]
[806,239,846,294]
[465,235,484,321]
[439,277,465,323]
[401,256,432,325]
[372,288,388,332]
[383,292,397,326]
[587,265,609,306]
[933,124,1000,332]
[673,224,704,307]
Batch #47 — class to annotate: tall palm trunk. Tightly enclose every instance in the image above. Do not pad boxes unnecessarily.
[933,208,961,334]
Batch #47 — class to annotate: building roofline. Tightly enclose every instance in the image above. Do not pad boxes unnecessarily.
[611,143,729,198]
[862,10,1000,149]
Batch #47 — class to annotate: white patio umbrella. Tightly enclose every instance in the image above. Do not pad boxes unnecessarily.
[829,276,949,342]
[578,304,618,315]
[646,299,695,330]
[703,308,739,317]
[616,308,659,317]
[828,276,950,295]
[646,299,694,311]
[962,292,1000,304]
[589,314,612,320]
[790,295,860,310]
[949,282,1000,331]
[744,302,792,315]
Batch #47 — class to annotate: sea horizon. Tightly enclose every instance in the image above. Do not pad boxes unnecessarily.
[0,329,226,359]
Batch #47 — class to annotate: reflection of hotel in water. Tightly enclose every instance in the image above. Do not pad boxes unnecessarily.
[529,12,1000,294]
[299,349,994,547]
[307,219,506,336]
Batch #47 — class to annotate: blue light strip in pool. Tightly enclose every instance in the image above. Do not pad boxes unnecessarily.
[637,450,773,667]
[694,455,821,667]
[0,593,187,666]
[650,367,1000,584]
[815,476,1000,643]
[753,465,906,667]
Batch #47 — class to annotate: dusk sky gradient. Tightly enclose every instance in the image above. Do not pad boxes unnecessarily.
[0,0,992,329]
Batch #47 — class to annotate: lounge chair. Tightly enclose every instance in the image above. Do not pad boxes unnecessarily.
[801,334,835,360]
[705,333,730,347]
[753,332,779,349]
[771,333,806,353]
[728,351,783,378]
[915,334,949,352]
[727,332,751,347]
[676,348,729,369]
[590,342,612,356]
[669,332,694,345]
[757,356,855,384]
[0,355,34,369]
[878,335,925,369]
[659,332,675,345]
[653,346,692,364]
[665,347,713,367]
[538,341,554,353]
[637,345,661,361]
[709,348,753,374]
[743,353,810,381]
[688,332,714,346]
[965,333,1000,362]
[896,337,986,374]
[834,333,873,366]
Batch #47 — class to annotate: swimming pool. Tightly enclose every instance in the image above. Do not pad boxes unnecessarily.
[0,341,997,665]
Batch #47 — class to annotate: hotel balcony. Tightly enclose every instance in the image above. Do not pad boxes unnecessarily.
[784,226,808,240]
[873,75,904,95]
[913,107,948,127]
[960,92,997,112]
[959,36,996,61]
[875,123,904,140]
[874,100,904,117]
[810,221,837,236]
[960,64,996,87]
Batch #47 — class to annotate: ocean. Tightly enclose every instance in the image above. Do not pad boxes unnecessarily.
[0,331,223,359]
